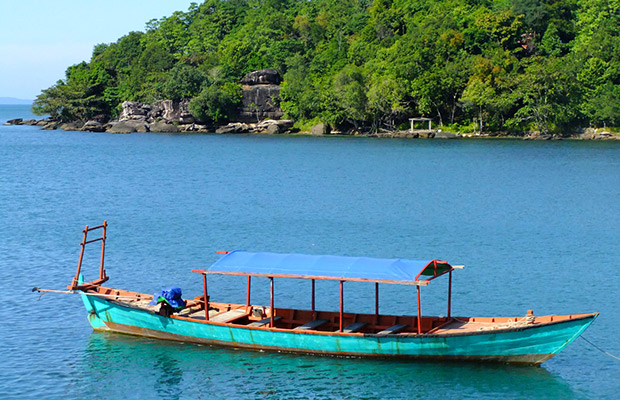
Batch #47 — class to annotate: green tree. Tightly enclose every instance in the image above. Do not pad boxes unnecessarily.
[158,64,206,101]
[321,65,367,130]
[280,54,321,120]
[366,73,407,130]
[582,83,620,126]
[33,62,113,122]
[510,57,579,134]
[189,82,242,123]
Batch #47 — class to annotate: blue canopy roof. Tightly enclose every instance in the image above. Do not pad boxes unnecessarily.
[206,251,454,285]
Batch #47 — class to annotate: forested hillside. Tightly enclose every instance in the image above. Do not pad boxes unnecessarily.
[33,0,620,134]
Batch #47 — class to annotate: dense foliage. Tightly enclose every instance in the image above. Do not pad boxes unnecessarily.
[33,0,620,133]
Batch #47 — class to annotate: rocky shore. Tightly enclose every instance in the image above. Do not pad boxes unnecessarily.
[4,69,619,140]
[5,114,619,140]
[3,69,298,135]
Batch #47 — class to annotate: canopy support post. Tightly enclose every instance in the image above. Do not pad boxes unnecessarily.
[311,279,315,312]
[417,286,422,334]
[270,277,275,328]
[202,273,209,321]
[448,271,452,319]
[375,282,379,323]
[246,276,251,312]
[339,280,344,332]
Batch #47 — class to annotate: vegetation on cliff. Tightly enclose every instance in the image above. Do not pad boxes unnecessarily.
[33,0,620,134]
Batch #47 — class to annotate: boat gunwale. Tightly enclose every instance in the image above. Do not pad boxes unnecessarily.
[169,310,600,338]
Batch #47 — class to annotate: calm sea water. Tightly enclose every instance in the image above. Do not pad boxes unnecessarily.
[1,105,619,399]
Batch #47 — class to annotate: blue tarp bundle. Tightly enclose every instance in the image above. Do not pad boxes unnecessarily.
[208,251,452,284]
[148,287,186,309]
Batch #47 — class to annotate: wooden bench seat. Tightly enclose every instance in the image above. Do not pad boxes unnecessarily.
[247,316,282,327]
[341,322,367,333]
[210,309,248,323]
[176,307,204,317]
[294,319,329,331]
[377,324,408,335]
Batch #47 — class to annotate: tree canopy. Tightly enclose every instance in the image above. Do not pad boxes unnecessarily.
[33,0,620,133]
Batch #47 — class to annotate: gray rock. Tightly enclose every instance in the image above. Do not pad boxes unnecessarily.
[36,119,51,126]
[150,121,179,133]
[60,121,83,131]
[135,123,149,133]
[82,120,105,132]
[41,121,59,130]
[180,123,210,132]
[579,128,617,140]
[524,131,552,140]
[106,121,142,134]
[266,124,280,134]
[152,99,194,124]
[4,118,23,125]
[107,124,135,134]
[311,123,330,135]
[392,130,416,138]
[22,119,37,125]
[193,124,210,132]
[146,102,163,122]
[119,99,194,124]
[241,69,282,85]
[119,101,151,121]
[215,125,235,134]
[433,131,459,139]
[239,84,283,122]
[417,131,432,138]
[111,120,149,133]
[216,122,248,134]
[255,119,293,133]
[595,131,613,140]
[275,119,294,130]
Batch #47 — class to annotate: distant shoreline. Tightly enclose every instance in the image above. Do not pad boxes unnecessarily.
[0,98,33,105]
[3,116,620,141]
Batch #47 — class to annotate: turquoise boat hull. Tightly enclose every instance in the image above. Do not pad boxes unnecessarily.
[81,294,597,365]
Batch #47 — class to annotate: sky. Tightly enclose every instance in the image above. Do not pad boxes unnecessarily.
[0,0,197,100]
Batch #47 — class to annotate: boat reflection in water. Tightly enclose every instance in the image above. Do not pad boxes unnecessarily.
[80,332,581,399]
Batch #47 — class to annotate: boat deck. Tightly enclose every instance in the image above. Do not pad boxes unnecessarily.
[431,318,530,334]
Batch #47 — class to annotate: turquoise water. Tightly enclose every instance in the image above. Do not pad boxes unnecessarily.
[1,105,619,399]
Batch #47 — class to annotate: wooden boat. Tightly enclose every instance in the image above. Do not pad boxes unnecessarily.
[68,222,597,365]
